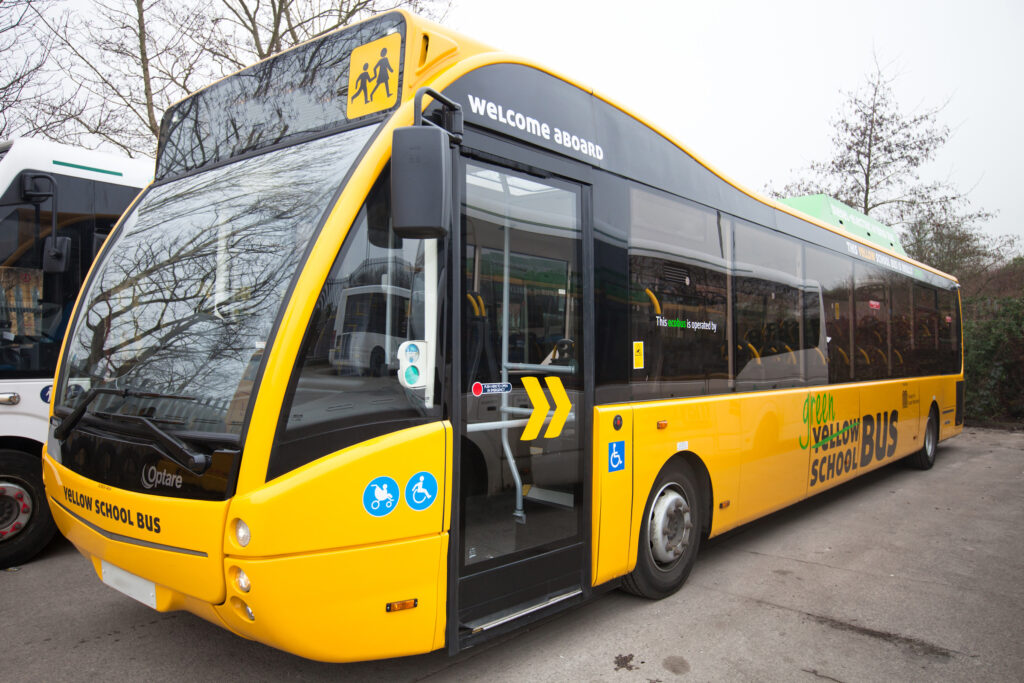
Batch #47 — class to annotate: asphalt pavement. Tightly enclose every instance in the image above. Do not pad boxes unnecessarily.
[6,427,1023,681]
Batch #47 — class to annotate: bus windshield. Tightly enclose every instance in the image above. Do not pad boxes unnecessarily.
[55,126,372,434]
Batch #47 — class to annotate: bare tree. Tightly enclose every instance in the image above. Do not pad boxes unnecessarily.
[771,60,1015,286]
[208,0,449,68]
[0,0,60,139]
[28,0,448,157]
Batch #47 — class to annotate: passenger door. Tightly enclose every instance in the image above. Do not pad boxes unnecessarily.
[455,152,590,638]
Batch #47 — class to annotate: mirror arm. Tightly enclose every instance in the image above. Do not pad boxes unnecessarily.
[413,87,463,143]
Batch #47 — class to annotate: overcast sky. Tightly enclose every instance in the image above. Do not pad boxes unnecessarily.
[448,0,1023,245]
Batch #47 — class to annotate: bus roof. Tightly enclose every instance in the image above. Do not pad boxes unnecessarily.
[157,10,956,284]
[0,137,153,191]
[780,194,907,257]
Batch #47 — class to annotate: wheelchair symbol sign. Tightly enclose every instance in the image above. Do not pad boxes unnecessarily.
[363,476,399,517]
[405,471,438,511]
[608,441,625,472]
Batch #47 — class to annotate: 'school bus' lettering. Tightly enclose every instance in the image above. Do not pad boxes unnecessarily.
[43,11,963,664]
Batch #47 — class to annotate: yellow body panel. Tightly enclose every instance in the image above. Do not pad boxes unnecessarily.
[585,376,962,588]
[216,535,448,662]
[43,456,230,604]
[591,407,634,585]
[226,422,450,557]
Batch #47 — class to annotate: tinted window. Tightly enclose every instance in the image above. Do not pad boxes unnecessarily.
[270,171,443,480]
[58,128,372,434]
[890,274,914,377]
[937,287,960,374]
[0,173,134,378]
[854,263,890,380]
[806,245,853,384]
[156,14,405,179]
[732,219,803,390]
[628,186,729,398]
[914,284,939,375]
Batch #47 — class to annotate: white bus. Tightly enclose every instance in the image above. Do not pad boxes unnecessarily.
[0,138,150,567]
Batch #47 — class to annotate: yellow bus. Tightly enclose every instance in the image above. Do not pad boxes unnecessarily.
[42,11,963,662]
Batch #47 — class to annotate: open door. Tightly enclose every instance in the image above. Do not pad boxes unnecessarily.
[456,157,589,637]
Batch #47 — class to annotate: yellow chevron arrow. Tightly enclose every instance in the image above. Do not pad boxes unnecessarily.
[520,376,550,441]
[544,377,571,438]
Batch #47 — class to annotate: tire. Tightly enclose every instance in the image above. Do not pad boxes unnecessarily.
[907,407,939,470]
[622,459,703,599]
[0,448,57,569]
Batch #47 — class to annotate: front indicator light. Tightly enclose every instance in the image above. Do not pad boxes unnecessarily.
[234,519,251,547]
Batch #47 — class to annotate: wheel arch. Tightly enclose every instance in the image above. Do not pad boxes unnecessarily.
[0,436,43,458]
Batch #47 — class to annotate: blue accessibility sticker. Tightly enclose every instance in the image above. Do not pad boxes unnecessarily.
[40,385,52,403]
[608,441,625,472]
[363,476,399,517]
[405,471,438,511]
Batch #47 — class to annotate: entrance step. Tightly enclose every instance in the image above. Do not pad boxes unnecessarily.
[462,587,582,634]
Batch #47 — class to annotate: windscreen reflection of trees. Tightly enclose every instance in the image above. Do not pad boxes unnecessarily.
[61,130,369,432]
[157,15,403,180]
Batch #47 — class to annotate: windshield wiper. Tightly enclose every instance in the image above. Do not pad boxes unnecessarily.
[54,387,196,442]
[101,414,212,474]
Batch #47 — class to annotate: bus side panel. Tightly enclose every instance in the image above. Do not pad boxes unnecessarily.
[591,406,634,586]
[217,535,446,662]
[225,422,449,558]
[918,376,963,442]
[804,381,917,497]
[734,392,811,526]
[630,397,743,550]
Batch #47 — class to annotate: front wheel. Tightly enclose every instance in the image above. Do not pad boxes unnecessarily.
[0,448,57,569]
[622,459,703,599]
[907,407,939,470]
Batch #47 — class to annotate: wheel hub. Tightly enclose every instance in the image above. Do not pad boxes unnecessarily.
[0,481,33,542]
[649,486,692,568]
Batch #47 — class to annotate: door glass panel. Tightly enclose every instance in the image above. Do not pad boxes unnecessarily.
[461,161,583,570]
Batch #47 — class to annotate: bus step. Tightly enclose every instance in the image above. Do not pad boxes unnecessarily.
[463,587,583,634]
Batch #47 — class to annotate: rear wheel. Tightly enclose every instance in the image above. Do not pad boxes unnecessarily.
[907,407,939,470]
[0,448,57,569]
[623,459,703,599]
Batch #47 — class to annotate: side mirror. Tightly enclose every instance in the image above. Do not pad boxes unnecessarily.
[43,235,72,273]
[391,126,450,239]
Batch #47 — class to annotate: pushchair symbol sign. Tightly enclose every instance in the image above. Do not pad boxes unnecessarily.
[608,441,626,472]
[405,471,438,512]
[363,476,400,517]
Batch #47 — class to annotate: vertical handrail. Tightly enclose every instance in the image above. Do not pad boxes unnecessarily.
[500,203,526,523]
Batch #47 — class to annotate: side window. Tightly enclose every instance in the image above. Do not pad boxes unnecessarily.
[854,263,890,380]
[913,284,939,375]
[805,245,853,384]
[731,219,803,391]
[628,186,729,398]
[0,173,97,377]
[937,287,960,374]
[268,172,444,480]
[890,274,914,377]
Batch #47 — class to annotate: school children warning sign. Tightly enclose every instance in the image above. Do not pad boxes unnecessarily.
[348,33,401,118]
